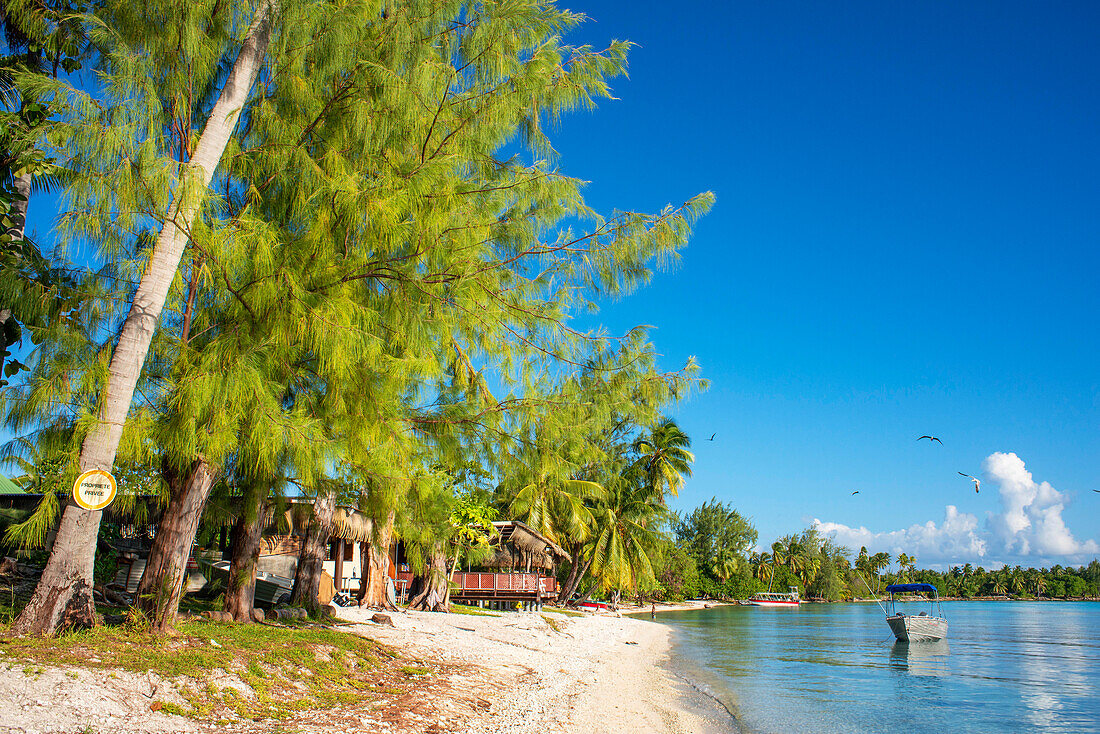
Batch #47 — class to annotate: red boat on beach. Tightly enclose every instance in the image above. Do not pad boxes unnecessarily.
[577,601,612,611]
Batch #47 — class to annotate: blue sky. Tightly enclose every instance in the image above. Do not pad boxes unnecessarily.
[551,0,1100,568]
[7,2,1098,569]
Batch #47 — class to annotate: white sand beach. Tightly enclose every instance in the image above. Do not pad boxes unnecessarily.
[337,605,735,734]
[0,606,735,734]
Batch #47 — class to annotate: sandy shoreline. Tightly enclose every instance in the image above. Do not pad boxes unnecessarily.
[337,604,737,733]
[1,604,737,734]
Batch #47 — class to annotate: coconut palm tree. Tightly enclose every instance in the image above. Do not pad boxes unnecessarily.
[896,553,915,582]
[784,539,806,581]
[711,547,743,583]
[869,552,891,593]
[632,418,694,501]
[507,448,605,549]
[751,552,774,585]
[800,553,821,588]
[770,541,787,569]
[13,1,278,636]
[588,474,664,601]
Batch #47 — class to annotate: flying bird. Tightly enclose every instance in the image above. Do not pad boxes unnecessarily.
[851,490,860,495]
[708,433,716,441]
[1093,490,1100,494]
[917,435,943,444]
[959,472,980,493]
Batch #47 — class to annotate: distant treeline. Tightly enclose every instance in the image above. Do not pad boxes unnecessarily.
[640,505,1100,602]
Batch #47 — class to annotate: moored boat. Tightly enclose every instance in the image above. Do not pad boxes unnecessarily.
[748,585,801,607]
[884,583,947,641]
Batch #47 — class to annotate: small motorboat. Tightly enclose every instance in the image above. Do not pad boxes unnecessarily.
[747,585,801,607]
[884,583,947,641]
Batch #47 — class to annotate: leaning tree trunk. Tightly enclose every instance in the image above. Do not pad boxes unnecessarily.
[11,5,275,637]
[223,501,266,623]
[408,548,449,613]
[289,490,336,611]
[558,544,589,604]
[442,548,461,607]
[135,457,217,632]
[358,507,396,610]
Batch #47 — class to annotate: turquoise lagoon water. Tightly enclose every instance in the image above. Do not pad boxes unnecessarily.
[658,602,1100,733]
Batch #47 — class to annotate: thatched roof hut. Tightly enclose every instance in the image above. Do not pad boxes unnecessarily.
[272,503,566,573]
[493,521,568,559]
[332,507,372,543]
[484,520,568,572]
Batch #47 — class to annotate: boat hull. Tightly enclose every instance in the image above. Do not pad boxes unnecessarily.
[748,600,801,607]
[887,614,947,642]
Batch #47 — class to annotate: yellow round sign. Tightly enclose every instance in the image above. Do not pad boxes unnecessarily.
[72,469,117,511]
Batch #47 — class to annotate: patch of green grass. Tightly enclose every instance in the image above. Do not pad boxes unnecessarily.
[542,606,585,617]
[2,616,431,724]
[541,615,564,634]
[399,665,431,676]
[450,603,501,617]
[0,581,28,623]
[177,596,220,614]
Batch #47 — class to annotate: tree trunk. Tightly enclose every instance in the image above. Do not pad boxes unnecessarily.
[290,490,336,611]
[358,508,396,610]
[135,457,217,632]
[355,540,370,604]
[0,172,32,378]
[12,4,275,637]
[558,544,582,601]
[9,505,99,635]
[576,579,597,605]
[3,172,31,244]
[443,548,461,607]
[408,548,449,613]
[223,500,265,623]
[333,538,344,592]
[559,545,591,605]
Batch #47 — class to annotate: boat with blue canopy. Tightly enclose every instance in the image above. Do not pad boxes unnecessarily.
[884,583,947,642]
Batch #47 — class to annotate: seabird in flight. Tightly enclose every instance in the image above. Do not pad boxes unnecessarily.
[958,472,981,493]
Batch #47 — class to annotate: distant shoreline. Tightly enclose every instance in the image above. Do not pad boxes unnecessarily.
[621,596,1100,613]
[827,598,1100,603]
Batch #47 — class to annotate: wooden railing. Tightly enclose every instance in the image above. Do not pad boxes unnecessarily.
[395,571,557,597]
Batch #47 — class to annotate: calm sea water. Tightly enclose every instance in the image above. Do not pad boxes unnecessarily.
[658,602,1100,734]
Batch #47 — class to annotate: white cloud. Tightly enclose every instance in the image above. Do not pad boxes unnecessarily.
[813,506,987,564]
[983,452,1098,558]
[813,452,1098,567]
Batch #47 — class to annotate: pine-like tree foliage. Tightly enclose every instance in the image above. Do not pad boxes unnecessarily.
[6,0,712,622]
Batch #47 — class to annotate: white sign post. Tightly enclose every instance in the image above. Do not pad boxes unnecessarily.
[72,469,118,511]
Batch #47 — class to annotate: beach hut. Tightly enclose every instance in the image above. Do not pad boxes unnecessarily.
[396,520,568,608]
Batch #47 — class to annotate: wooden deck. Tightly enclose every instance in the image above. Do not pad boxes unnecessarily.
[396,571,558,602]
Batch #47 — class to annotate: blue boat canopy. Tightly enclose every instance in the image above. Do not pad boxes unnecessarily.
[885,583,938,594]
